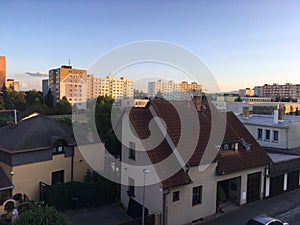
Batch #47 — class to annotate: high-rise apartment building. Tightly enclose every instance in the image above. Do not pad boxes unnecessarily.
[86,75,134,100]
[148,80,202,100]
[0,56,6,87]
[49,65,87,109]
[5,79,19,92]
[254,83,300,100]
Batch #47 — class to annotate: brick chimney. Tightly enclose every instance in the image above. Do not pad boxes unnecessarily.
[243,107,250,118]
[192,96,201,111]
[278,107,285,121]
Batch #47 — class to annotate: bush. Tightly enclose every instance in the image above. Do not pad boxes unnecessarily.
[13,206,67,225]
[44,170,118,210]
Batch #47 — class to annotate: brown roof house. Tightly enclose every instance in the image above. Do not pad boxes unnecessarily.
[120,98,271,225]
[0,114,92,205]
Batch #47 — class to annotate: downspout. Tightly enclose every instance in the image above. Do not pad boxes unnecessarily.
[71,147,74,181]
[162,188,169,225]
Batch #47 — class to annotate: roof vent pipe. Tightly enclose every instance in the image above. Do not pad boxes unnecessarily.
[273,109,278,124]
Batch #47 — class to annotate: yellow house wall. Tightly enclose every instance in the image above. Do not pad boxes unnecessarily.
[73,146,93,181]
[11,154,72,201]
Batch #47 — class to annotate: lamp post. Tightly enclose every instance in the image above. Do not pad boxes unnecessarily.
[142,168,150,225]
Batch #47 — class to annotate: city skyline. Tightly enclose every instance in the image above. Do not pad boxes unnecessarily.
[1,0,300,91]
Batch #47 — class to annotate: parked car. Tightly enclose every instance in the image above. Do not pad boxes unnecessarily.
[247,215,289,225]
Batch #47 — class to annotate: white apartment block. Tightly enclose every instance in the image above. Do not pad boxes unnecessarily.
[148,80,202,100]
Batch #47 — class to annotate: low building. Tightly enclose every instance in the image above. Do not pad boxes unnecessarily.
[238,111,300,198]
[0,114,92,201]
[121,98,271,225]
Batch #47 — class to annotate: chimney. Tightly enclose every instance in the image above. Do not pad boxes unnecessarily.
[193,96,201,111]
[243,107,249,118]
[273,109,278,124]
[278,108,284,121]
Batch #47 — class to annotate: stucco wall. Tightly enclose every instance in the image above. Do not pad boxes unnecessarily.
[11,154,72,200]
[165,163,265,225]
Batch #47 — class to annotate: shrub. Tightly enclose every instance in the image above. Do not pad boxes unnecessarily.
[13,206,67,225]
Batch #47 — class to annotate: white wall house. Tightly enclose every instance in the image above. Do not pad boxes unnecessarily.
[121,98,271,225]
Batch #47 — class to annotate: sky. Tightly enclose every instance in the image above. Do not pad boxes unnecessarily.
[0,0,300,92]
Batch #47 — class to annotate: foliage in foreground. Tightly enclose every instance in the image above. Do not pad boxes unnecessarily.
[13,206,67,225]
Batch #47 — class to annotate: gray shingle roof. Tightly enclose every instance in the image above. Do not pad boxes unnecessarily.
[0,114,76,153]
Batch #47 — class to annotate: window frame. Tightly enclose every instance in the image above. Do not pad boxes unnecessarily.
[265,129,271,141]
[257,128,263,140]
[172,191,180,202]
[192,186,202,206]
[272,130,279,142]
[128,142,136,160]
[52,145,65,155]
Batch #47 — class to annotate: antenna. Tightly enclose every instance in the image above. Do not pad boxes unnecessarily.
[68,58,71,66]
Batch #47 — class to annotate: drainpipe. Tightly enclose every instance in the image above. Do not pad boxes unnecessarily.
[71,147,74,181]
[162,188,169,225]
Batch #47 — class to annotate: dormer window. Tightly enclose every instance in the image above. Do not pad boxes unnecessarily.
[52,145,64,154]
[220,142,238,151]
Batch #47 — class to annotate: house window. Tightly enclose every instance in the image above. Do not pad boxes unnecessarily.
[265,129,270,141]
[273,130,279,142]
[127,177,135,197]
[52,145,64,154]
[173,191,180,202]
[192,186,202,206]
[52,170,64,185]
[257,128,263,140]
[129,142,136,160]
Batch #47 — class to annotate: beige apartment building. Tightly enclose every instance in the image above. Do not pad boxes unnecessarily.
[0,56,6,87]
[86,74,134,100]
[5,79,19,92]
[148,80,202,100]
[49,65,87,109]
[254,83,300,100]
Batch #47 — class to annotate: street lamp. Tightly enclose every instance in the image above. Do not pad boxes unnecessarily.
[142,168,150,225]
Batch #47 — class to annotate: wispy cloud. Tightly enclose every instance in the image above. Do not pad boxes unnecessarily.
[25,72,48,77]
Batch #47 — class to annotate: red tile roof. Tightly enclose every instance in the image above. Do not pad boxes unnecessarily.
[128,99,271,189]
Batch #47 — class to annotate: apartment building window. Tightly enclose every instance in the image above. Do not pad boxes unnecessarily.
[265,129,271,141]
[257,128,263,140]
[173,191,180,202]
[273,130,279,142]
[129,142,136,160]
[192,186,202,206]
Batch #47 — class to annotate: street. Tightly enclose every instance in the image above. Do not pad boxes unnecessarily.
[201,189,300,225]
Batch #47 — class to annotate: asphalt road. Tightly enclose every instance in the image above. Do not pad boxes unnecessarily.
[201,189,300,225]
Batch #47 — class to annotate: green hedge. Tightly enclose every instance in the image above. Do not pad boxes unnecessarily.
[44,171,117,210]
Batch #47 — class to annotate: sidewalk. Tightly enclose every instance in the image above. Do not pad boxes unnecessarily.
[201,189,300,225]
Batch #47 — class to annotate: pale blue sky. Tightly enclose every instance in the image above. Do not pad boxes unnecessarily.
[0,0,300,91]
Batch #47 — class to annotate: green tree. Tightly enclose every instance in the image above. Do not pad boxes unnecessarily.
[13,206,67,225]
[25,89,43,107]
[10,90,26,111]
[55,96,72,115]
[44,89,54,108]
[1,85,13,109]
[95,96,120,156]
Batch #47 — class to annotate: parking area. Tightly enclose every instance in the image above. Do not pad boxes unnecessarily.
[64,203,131,225]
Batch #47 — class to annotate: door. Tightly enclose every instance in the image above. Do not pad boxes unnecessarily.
[270,174,284,197]
[288,170,299,191]
[247,172,261,203]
